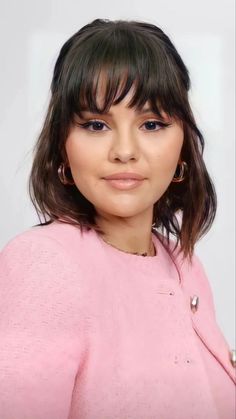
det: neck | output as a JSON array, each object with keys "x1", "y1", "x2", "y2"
[{"x1": 95, "y1": 209, "x2": 155, "y2": 256}]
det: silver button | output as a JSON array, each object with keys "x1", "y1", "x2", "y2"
[
  {"x1": 190, "y1": 295, "x2": 199, "y2": 313},
  {"x1": 230, "y1": 349, "x2": 236, "y2": 368}
]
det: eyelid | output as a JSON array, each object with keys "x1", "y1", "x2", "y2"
[
  {"x1": 141, "y1": 119, "x2": 171, "y2": 125},
  {"x1": 76, "y1": 118, "x2": 107, "y2": 124}
]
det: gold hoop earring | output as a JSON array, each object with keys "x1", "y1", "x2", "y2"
[
  {"x1": 172, "y1": 161, "x2": 188, "y2": 183},
  {"x1": 58, "y1": 163, "x2": 75, "y2": 185}
]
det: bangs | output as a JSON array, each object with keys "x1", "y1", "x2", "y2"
[{"x1": 59, "y1": 23, "x2": 189, "y2": 121}]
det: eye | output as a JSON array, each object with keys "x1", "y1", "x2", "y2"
[
  {"x1": 141, "y1": 120, "x2": 171, "y2": 131},
  {"x1": 77, "y1": 120, "x2": 109, "y2": 132}
]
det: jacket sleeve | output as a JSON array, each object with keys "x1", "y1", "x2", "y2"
[{"x1": 0, "y1": 233, "x2": 86, "y2": 419}]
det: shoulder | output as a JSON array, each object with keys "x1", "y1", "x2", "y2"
[
  {"x1": 154, "y1": 231, "x2": 204, "y2": 272},
  {"x1": 1, "y1": 220, "x2": 83, "y2": 259},
  {"x1": 0, "y1": 221, "x2": 87, "y2": 278},
  {"x1": 155, "y1": 231, "x2": 209, "y2": 278},
  {"x1": 173, "y1": 246, "x2": 213, "y2": 296},
  {"x1": 0, "y1": 221, "x2": 95, "y2": 304},
  {"x1": 0, "y1": 220, "x2": 98, "y2": 280}
]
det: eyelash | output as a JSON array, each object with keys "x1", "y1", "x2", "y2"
[{"x1": 76, "y1": 119, "x2": 172, "y2": 132}]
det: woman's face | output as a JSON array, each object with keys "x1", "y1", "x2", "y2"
[{"x1": 65, "y1": 90, "x2": 184, "y2": 221}]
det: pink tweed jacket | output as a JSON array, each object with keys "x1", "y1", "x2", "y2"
[{"x1": 0, "y1": 220, "x2": 235, "y2": 419}]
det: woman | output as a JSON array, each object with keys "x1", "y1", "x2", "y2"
[{"x1": 0, "y1": 18, "x2": 235, "y2": 419}]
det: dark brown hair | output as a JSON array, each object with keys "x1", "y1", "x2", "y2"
[{"x1": 28, "y1": 18, "x2": 217, "y2": 258}]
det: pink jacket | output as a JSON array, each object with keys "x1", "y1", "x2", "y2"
[{"x1": 0, "y1": 220, "x2": 235, "y2": 419}]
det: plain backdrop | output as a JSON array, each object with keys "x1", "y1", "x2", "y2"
[{"x1": 0, "y1": 0, "x2": 235, "y2": 347}]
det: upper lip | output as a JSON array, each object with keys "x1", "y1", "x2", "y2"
[{"x1": 103, "y1": 172, "x2": 146, "y2": 180}]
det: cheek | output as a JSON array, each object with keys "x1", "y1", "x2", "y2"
[
  {"x1": 149, "y1": 132, "x2": 183, "y2": 179},
  {"x1": 65, "y1": 137, "x2": 95, "y2": 177}
]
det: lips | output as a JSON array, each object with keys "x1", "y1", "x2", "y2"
[
  {"x1": 103, "y1": 172, "x2": 145, "y2": 180},
  {"x1": 102, "y1": 173, "x2": 146, "y2": 190}
]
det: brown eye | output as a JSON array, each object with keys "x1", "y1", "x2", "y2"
[
  {"x1": 142, "y1": 120, "x2": 172, "y2": 131},
  {"x1": 77, "y1": 120, "x2": 109, "y2": 131},
  {"x1": 90, "y1": 122, "x2": 105, "y2": 131},
  {"x1": 144, "y1": 121, "x2": 159, "y2": 130}
]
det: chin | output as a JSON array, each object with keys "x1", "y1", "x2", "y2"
[{"x1": 96, "y1": 203, "x2": 151, "y2": 219}]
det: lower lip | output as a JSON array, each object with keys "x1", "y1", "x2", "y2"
[{"x1": 103, "y1": 178, "x2": 144, "y2": 190}]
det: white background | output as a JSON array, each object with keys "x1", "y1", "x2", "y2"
[{"x1": 0, "y1": 0, "x2": 235, "y2": 346}]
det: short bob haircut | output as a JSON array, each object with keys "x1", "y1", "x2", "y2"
[{"x1": 28, "y1": 18, "x2": 217, "y2": 259}]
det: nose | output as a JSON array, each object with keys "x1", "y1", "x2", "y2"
[{"x1": 108, "y1": 128, "x2": 140, "y2": 163}]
